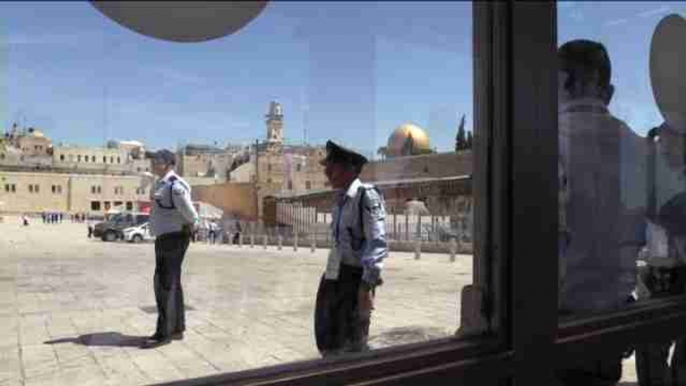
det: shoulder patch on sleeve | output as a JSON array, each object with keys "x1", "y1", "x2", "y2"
[
  {"x1": 171, "y1": 183, "x2": 188, "y2": 196},
  {"x1": 362, "y1": 187, "x2": 384, "y2": 216}
]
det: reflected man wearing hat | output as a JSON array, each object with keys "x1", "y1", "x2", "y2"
[
  {"x1": 142, "y1": 149, "x2": 199, "y2": 349},
  {"x1": 314, "y1": 141, "x2": 389, "y2": 357}
]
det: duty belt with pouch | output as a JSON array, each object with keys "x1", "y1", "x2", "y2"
[{"x1": 181, "y1": 223, "x2": 192, "y2": 238}]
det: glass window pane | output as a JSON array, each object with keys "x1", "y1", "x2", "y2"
[
  {"x1": 0, "y1": 2, "x2": 490, "y2": 384},
  {"x1": 557, "y1": 2, "x2": 686, "y2": 385}
]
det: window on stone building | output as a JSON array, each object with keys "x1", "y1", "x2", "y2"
[
  {"x1": 91, "y1": 201, "x2": 101, "y2": 211},
  {"x1": 296, "y1": 163, "x2": 302, "y2": 172},
  {"x1": 117, "y1": 156, "x2": 121, "y2": 163},
  {"x1": 77, "y1": 155, "x2": 81, "y2": 162},
  {"x1": 59, "y1": 154, "x2": 64, "y2": 161},
  {"x1": 51, "y1": 185, "x2": 56, "y2": 194},
  {"x1": 305, "y1": 181, "x2": 311, "y2": 190},
  {"x1": 34, "y1": 184, "x2": 39, "y2": 193},
  {"x1": 287, "y1": 180, "x2": 293, "y2": 190},
  {"x1": 91, "y1": 186, "x2": 96, "y2": 194},
  {"x1": 126, "y1": 202, "x2": 133, "y2": 211},
  {"x1": 110, "y1": 156, "x2": 114, "y2": 163},
  {"x1": 28, "y1": 185, "x2": 33, "y2": 193},
  {"x1": 103, "y1": 156, "x2": 107, "y2": 163},
  {"x1": 4, "y1": 184, "x2": 9, "y2": 193},
  {"x1": 11, "y1": 184, "x2": 15, "y2": 193},
  {"x1": 1, "y1": 153, "x2": 6, "y2": 160}
]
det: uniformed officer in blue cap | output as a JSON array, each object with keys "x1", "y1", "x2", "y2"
[
  {"x1": 141, "y1": 149, "x2": 199, "y2": 349},
  {"x1": 314, "y1": 140, "x2": 389, "y2": 357}
]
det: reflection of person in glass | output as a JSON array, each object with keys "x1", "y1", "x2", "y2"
[
  {"x1": 314, "y1": 141, "x2": 388, "y2": 357},
  {"x1": 556, "y1": 39, "x2": 645, "y2": 385},
  {"x1": 636, "y1": 123, "x2": 686, "y2": 386}
]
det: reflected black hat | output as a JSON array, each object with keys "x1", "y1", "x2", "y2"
[
  {"x1": 319, "y1": 140, "x2": 368, "y2": 169},
  {"x1": 146, "y1": 149, "x2": 176, "y2": 166}
]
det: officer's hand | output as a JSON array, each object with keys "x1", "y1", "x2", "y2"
[{"x1": 358, "y1": 287, "x2": 375, "y2": 319}]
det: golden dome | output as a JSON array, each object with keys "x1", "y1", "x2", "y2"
[{"x1": 386, "y1": 122, "x2": 431, "y2": 157}]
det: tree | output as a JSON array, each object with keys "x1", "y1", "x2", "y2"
[
  {"x1": 466, "y1": 130, "x2": 473, "y2": 150},
  {"x1": 455, "y1": 114, "x2": 468, "y2": 151}
]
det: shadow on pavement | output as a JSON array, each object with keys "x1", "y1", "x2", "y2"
[{"x1": 44, "y1": 332, "x2": 147, "y2": 347}]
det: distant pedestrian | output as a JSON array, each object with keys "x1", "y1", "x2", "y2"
[
  {"x1": 208, "y1": 220, "x2": 218, "y2": 244},
  {"x1": 87, "y1": 217, "x2": 94, "y2": 238},
  {"x1": 22, "y1": 214, "x2": 29, "y2": 227}
]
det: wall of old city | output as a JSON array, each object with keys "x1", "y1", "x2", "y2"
[
  {"x1": 192, "y1": 182, "x2": 258, "y2": 219},
  {"x1": 0, "y1": 171, "x2": 146, "y2": 214},
  {"x1": 178, "y1": 152, "x2": 233, "y2": 179},
  {"x1": 362, "y1": 150, "x2": 472, "y2": 183}
]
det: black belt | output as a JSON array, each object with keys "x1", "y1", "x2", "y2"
[{"x1": 157, "y1": 230, "x2": 190, "y2": 240}]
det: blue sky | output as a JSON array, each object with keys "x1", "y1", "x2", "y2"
[
  {"x1": 558, "y1": 1, "x2": 686, "y2": 136},
  {"x1": 0, "y1": 1, "x2": 683, "y2": 158}
]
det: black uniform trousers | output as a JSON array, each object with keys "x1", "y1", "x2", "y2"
[
  {"x1": 154, "y1": 232, "x2": 190, "y2": 338},
  {"x1": 315, "y1": 264, "x2": 372, "y2": 357},
  {"x1": 635, "y1": 266, "x2": 686, "y2": 386}
]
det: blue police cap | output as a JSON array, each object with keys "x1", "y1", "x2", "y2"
[
  {"x1": 146, "y1": 149, "x2": 177, "y2": 166},
  {"x1": 319, "y1": 140, "x2": 368, "y2": 169}
]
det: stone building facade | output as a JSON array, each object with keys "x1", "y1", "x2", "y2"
[
  {"x1": 0, "y1": 125, "x2": 152, "y2": 215},
  {"x1": 0, "y1": 171, "x2": 147, "y2": 214}
]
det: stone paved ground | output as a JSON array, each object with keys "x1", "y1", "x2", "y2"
[
  {"x1": 0, "y1": 217, "x2": 641, "y2": 385},
  {"x1": 0, "y1": 218, "x2": 470, "y2": 386}
]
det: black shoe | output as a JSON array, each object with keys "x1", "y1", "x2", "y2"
[
  {"x1": 141, "y1": 334, "x2": 171, "y2": 349},
  {"x1": 171, "y1": 331, "x2": 184, "y2": 340}
]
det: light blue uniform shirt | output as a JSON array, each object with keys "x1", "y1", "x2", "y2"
[
  {"x1": 331, "y1": 178, "x2": 389, "y2": 286},
  {"x1": 149, "y1": 170, "x2": 199, "y2": 237}
]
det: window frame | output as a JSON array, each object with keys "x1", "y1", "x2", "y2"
[
  {"x1": 70, "y1": 2, "x2": 686, "y2": 385},
  {"x1": 155, "y1": 2, "x2": 516, "y2": 386}
]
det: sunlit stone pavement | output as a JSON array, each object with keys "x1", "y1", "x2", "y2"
[{"x1": 0, "y1": 217, "x2": 471, "y2": 386}]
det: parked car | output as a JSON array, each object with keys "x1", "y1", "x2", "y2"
[
  {"x1": 122, "y1": 222, "x2": 155, "y2": 243},
  {"x1": 93, "y1": 212, "x2": 150, "y2": 242}
]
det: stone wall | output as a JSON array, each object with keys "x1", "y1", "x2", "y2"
[
  {"x1": 192, "y1": 182, "x2": 257, "y2": 219},
  {"x1": 0, "y1": 171, "x2": 145, "y2": 214}
]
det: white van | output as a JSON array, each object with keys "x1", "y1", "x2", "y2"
[{"x1": 122, "y1": 222, "x2": 155, "y2": 243}]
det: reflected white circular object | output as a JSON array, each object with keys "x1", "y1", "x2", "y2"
[
  {"x1": 90, "y1": 1, "x2": 269, "y2": 43},
  {"x1": 650, "y1": 14, "x2": 686, "y2": 133}
]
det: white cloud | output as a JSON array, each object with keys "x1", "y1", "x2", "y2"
[
  {"x1": 638, "y1": 5, "x2": 671, "y2": 18},
  {"x1": 604, "y1": 18, "x2": 629, "y2": 27}
]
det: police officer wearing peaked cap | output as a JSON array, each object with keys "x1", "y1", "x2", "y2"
[
  {"x1": 314, "y1": 140, "x2": 389, "y2": 357},
  {"x1": 141, "y1": 149, "x2": 199, "y2": 349}
]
